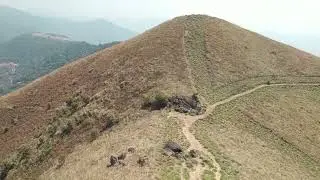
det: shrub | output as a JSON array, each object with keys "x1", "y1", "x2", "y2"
[
  {"x1": 88, "y1": 129, "x2": 99, "y2": 142},
  {"x1": 142, "y1": 93, "x2": 168, "y2": 110},
  {"x1": 36, "y1": 141, "x2": 52, "y2": 163},
  {"x1": 60, "y1": 122, "x2": 73, "y2": 137},
  {"x1": 46, "y1": 124, "x2": 57, "y2": 137},
  {"x1": 101, "y1": 116, "x2": 119, "y2": 132},
  {"x1": 14, "y1": 147, "x2": 30, "y2": 166}
]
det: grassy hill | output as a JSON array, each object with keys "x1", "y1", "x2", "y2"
[
  {"x1": 0, "y1": 33, "x2": 119, "y2": 95},
  {"x1": 0, "y1": 6, "x2": 136, "y2": 44},
  {"x1": 0, "y1": 15, "x2": 319, "y2": 180}
]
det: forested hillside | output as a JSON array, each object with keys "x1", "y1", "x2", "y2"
[{"x1": 0, "y1": 33, "x2": 119, "y2": 95}]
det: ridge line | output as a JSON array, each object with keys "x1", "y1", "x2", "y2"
[
  {"x1": 182, "y1": 28, "x2": 197, "y2": 93},
  {"x1": 175, "y1": 82, "x2": 320, "y2": 180}
]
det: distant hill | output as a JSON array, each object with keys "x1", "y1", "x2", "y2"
[
  {"x1": 0, "y1": 33, "x2": 119, "y2": 95},
  {"x1": 0, "y1": 15, "x2": 320, "y2": 180},
  {"x1": 0, "y1": 6, "x2": 136, "y2": 44}
]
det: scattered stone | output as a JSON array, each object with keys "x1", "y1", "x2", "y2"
[
  {"x1": 167, "y1": 94, "x2": 203, "y2": 115},
  {"x1": 202, "y1": 159, "x2": 210, "y2": 165},
  {"x1": 183, "y1": 153, "x2": 191, "y2": 159},
  {"x1": 118, "y1": 153, "x2": 127, "y2": 160},
  {"x1": 108, "y1": 155, "x2": 118, "y2": 167},
  {"x1": 164, "y1": 141, "x2": 183, "y2": 154},
  {"x1": 189, "y1": 149, "x2": 200, "y2": 158},
  {"x1": 201, "y1": 162, "x2": 205, "y2": 166},
  {"x1": 0, "y1": 166, "x2": 7, "y2": 180},
  {"x1": 2, "y1": 127, "x2": 8, "y2": 134},
  {"x1": 128, "y1": 147, "x2": 135, "y2": 153},
  {"x1": 191, "y1": 159, "x2": 198, "y2": 165},
  {"x1": 163, "y1": 148, "x2": 174, "y2": 157},
  {"x1": 46, "y1": 103, "x2": 51, "y2": 110},
  {"x1": 54, "y1": 157, "x2": 65, "y2": 169},
  {"x1": 100, "y1": 118, "x2": 119, "y2": 132},
  {"x1": 54, "y1": 129, "x2": 63, "y2": 137},
  {"x1": 36, "y1": 138, "x2": 44, "y2": 148},
  {"x1": 119, "y1": 81, "x2": 129, "y2": 89},
  {"x1": 118, "y1": 160, "x2": 126, "y2": 167},
  {"x1": 173, "y1": 152, "x2": 184, "y2": 159},
  {"x1": 71, "y1": 79, "x2": 77, "y2": 85},
  {"x1": 142, "y1": 93, "x2": 204, "y2": 114},
  {"x1": 137, "y1": 156, "x2": 148, "y2": 167},
  {"x1": 186, "y1": 160, "x2": 193, "y2": 169},
  {"x1": 11, "y1": 118, "x2": 18, "y2": 125},
  {"x1": 0, "y1": 164, "x2": 12, "y2": 180},
  {"x1": 270, "y1": 51, "x2": 277, "y2": 55}
]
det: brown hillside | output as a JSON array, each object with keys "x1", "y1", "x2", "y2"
[
  {"x1": 0, "y1": 18, "x2": 190, "y2": 158},
  {"x1": 184, "y1": 15, "x2": 320, "y2": 103},
  {"x1": 1, "y1": 15, "x2": 320, "y2": 179}
]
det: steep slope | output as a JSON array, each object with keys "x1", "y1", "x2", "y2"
[
  {"x1": 0, "y1": 6, "x2": 136, "y2": 44},
  {"x1": 263, "y1": 32, "x2": 320, "y2": 56},
  {"x1": 0, "y1": 15, "x2": 320, "y2": 180},
  {"x1": 194, "y1": 85, "x2": 320, "y2": 179},
  {"x1": 0, "y1": 33, "x2": 119, "y2": 95},
  {"x1": 184, "y1": 15, "x2": 320, "y2": 103},
  {"x1": 0, "y1": 17, "x2": 190, "y2": 179}
]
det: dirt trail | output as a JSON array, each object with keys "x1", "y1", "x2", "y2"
[
  {"x1": 173, "y1": 81, "x2": 319, "y2": 180},
  {"x1": 180, "y1": 28, "x2": 220, "y2": 180},
  {"x1": 181, "y1": 27, "x2": 320, "y2": 180},
  {"x1": 182, "y1": 30, "x2": 197, "y2": 93}
]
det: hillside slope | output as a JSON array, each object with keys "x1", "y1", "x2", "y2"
[
  {"x1": 0, "y1": 15, "x2": 320, "y2": 180},
  {"x1": 0, "y1": 33, "x2": 119, "y2": 95},
  {"x1": 0, "y1": 6, "x2": 136, "y2": 44}
]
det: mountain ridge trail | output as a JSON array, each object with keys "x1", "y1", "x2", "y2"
[{"x1": 172, "y1": 80, "x2": 320, "y2": 180}]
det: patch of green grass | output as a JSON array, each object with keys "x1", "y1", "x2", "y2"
[
  {"x1": 194, "y1": 122, "x2": 240, "y2": 180},
  {"x1": 183, "y1": 167, "x2": 189, "y2": 180},
  {"x1": 36, "y1": 140, "x2": 53, "y2": 163},
  {"x1": 194, "y1": 86, "x2": 320, "y2": 179},
  {"x1": 59, "y1": 121, "x2": 73, "y2": 137},
  {"x1": 202, "y1": 169, "x2": 215, "y2": 180},
  {"x1": 15, "y1": 147, "x2": 30, "y2": 166},
  {"x1": 159, "y1": 166, "x2": 180, "y2": 180},
  {"x1": 142, "y1": 92, "x2": 168, "y2": 110}
]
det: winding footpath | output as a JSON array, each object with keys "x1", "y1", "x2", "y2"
[
  {"x1": 173, "y1": 83, "x2": 320, "y2": 180},
  {"x1": 181, "y1": 27, "x2": 320, "y2": 180}
]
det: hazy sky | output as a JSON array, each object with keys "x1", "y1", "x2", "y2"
[{"x1": 1, "y1": 0, "x2": 319, "y2": 36}]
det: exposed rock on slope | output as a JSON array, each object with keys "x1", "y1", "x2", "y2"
[{"x1": 1, "y1": 15, "x2": 320, "y2": 179}]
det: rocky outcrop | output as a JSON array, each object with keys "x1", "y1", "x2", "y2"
[{"x1": 168, "y1": 94, "x2": 204, "y2": 115}]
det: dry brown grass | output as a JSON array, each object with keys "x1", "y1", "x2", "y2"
[
  {"x1": 0, "y1": 17, "x2": 194, "y2": 179},
  {"x1": 0, "y1": 17, "x2": 191, "y2": 158},
  {"x1": 194, "y1": 85, "x2": 320, "y2": 179},
  {"x1": 39, "y1": 111, "x2": 188, "y2": 180},
  {"x1": 1, "y1": 15, "x2": 320, "y2": 179},
  {"x1": 183, "y1": 15, "x2": 320, "y2": 103}
]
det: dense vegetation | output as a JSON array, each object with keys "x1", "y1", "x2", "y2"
[
  {"x1": 0, "y1": 34, "x2": 119, "y2": 95},
  {"x1": 0, "y1": 6, "x2": 135, "y2": 44}
]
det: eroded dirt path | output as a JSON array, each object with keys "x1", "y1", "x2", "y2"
[
  {"x1": 173, "y1": 81, "x2": 319, "y2": 180},
  {"x1": 181, "y1": 26, "x2": 320, "y2": 180}
]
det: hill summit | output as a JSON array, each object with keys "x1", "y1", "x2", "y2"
[{"x1": 1, "y1": 15, "x2": 320, "y2": 180}]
